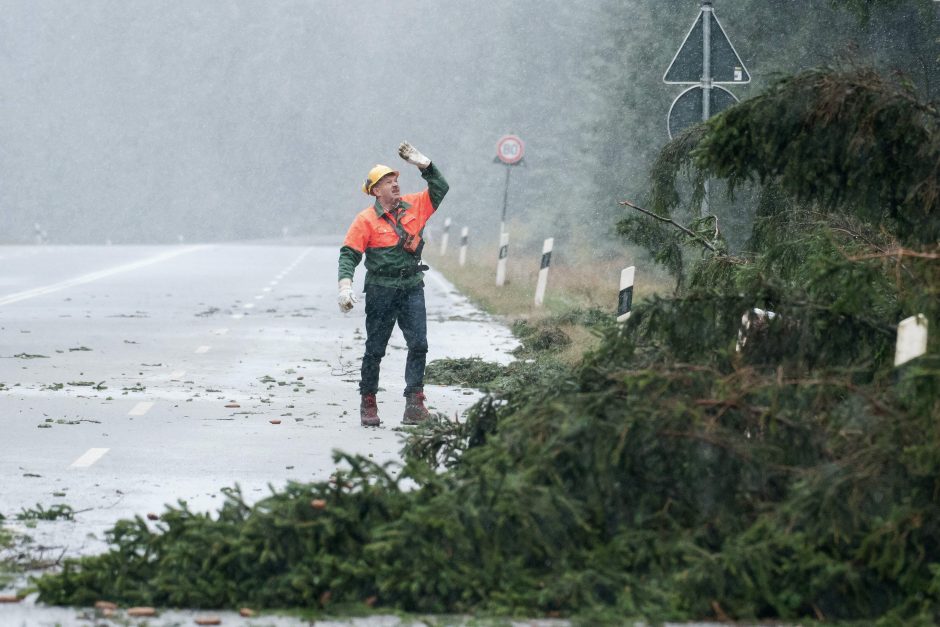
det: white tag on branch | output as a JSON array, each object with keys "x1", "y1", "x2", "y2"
[
  {"x1": 894, "y1": 314, "x2": 928, "y2": 367},
  {"x1": 736, "y1": 308, "x2": 777, "y2": 353}
]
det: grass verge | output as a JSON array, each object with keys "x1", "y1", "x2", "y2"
[{"x1": 425, "y1": 242, "x2": 671, "y2": 365}]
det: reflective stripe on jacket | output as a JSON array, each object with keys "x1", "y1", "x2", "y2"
[{"x1": 338, "y1": 162, "x2": 448, "y2": 289}]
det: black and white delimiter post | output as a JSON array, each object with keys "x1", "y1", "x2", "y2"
[
  {"x1": 459, "y1": 227, "x2": 469, "y2": 267},
  {"x1": 496, "y1": 232, "x2": 509, "y2": 287},
  {"x1": 439, "y1": 217, "x2": 451, "y2": 255},
  {"x1": 895, "y1": 313, "x2": 928, "y2": 367},
  {"x1": 617, "y1": 266, "x2": 636, "y2": 322},
  {"x1": 534, "y1": 237, "x2": 553, "y2": 307}
]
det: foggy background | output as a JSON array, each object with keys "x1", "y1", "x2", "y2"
[{"x1": 1, "y1": 1, "x2": 935, "y2": 247}]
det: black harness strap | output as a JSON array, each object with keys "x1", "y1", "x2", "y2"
[{"x1": 372, "y1": 207, "x2": 426, "y2": 278}]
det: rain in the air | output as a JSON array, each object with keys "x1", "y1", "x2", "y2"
[{"x1": 1, "y1": 1, "x2": 938, "y2": 625}]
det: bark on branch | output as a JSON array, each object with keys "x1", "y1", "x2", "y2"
[{"x1": 619, "y1": 199, "x2": 719, "y2": 254}]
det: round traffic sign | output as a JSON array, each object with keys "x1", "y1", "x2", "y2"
[
  {"x1": 496, "y1": 135, "x2": 525, "y2": 165},
  {"x1": 667, "y1": 85, "x2": 739, "y2": 139}
]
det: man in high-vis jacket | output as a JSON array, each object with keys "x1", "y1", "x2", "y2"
[{"x1": 337, "y1": 142, "x2": 449, "y2": 427}]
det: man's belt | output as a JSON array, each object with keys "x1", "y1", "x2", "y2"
[{"x1": 370, "y1": 264, "x2": 429, "y2": 278}]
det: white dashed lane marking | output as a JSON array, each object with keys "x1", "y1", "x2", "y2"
[
  {"x1": 128, "y1": 401, "x2": 154, "y2": 416},
  {"x1": 232, "y1": 248, "x2": 310, "y2": 320},
  {"x1": 170, "y1": 370, "x2": 186, "y2": 378},
  {"x1": 213, "y1": 328, "x2": 229, "y2": 335},
  {"x1": 70, "y1": 447, "x2": 109, "y2": 468},
  {"x1": 195, "y1": 345, "x2": 211, "y2": 354}
]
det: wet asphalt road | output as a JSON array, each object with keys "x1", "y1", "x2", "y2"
[
  {"x1": 0, "y1": 244, "x2": 763, "y2": 627},
  {"x1": 0, "y1": 243, "x2": 517, "y2": 562}
]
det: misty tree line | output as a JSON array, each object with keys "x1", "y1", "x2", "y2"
[{"x1": 0, "y1": 0, "x2": 935, "y2": 246}]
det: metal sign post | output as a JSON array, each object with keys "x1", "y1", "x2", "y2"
[
  {"x1": 494, "y1": 135, "x2": 525, "y2": 235},
  {"x1": 500, "y1": 165, "x2": 511, "y2": 234},
  {"x1": 663, "y1": 0, "x2": 750, "y2": 218}
]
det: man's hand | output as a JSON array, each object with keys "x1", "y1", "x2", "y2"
[
  {"x1": 338, "y1": 278, "x2": 358, "y2": 313},
  {"x1": 398, "y1": 142, "x2": 431, "y2": 169}
]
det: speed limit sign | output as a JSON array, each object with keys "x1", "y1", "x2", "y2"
[{"x1": 496, "y1": 135, "x2": 525, "y2": 165}]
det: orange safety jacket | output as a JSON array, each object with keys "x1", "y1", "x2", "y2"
[{"x1": 338, "y1": 162, "x2": 448, "y2": 289}]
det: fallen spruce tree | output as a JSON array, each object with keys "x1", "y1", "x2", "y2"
[{"x1": 34, "y1": 67, "x2": 939, "y2": 624}]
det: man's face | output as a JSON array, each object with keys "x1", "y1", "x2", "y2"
[{"x1": 372, "y1": 173, "x2": 400, "y2": 206}]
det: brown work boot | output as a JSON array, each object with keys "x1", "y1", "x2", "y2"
[
  {"x1": 402, "y1": 392, "x2": 431, "y2": 425},
  {"x1": 360, "y1": 394, "x2": 380, "y2": 427}
]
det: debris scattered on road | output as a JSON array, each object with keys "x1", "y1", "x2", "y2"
[
  {"x1": 126, "y1": 606, "x2": 156, "y2": 617},
  {"x1": 17, "y1": 504, "x2": 74, "y2": 521}
]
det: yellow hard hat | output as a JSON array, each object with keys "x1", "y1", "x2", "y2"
[{"x1": 362, "y1": 164, "x2": 399, "y2": 195}]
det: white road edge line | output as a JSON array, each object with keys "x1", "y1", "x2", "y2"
[
  {"x1": 128, "y1": 401, "x2": 154, "y2": 416},
  {"x1": 0, "y1": 245, "x2": 210, "y2": 307},
  {"x1": 70, "y1": 447, "x2": 109, "y2": 468}
]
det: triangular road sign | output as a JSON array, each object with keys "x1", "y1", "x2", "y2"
[{"x1": 663, "y1": 7, "x2": 750, "y2": 84}]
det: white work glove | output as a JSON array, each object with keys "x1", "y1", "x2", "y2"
[
  {"x1": 398, "y1": 141, "x2": 431, "y2": 169},
  {"x1": 337, "y1": 278, "x2": 358, "y2": 313}
]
